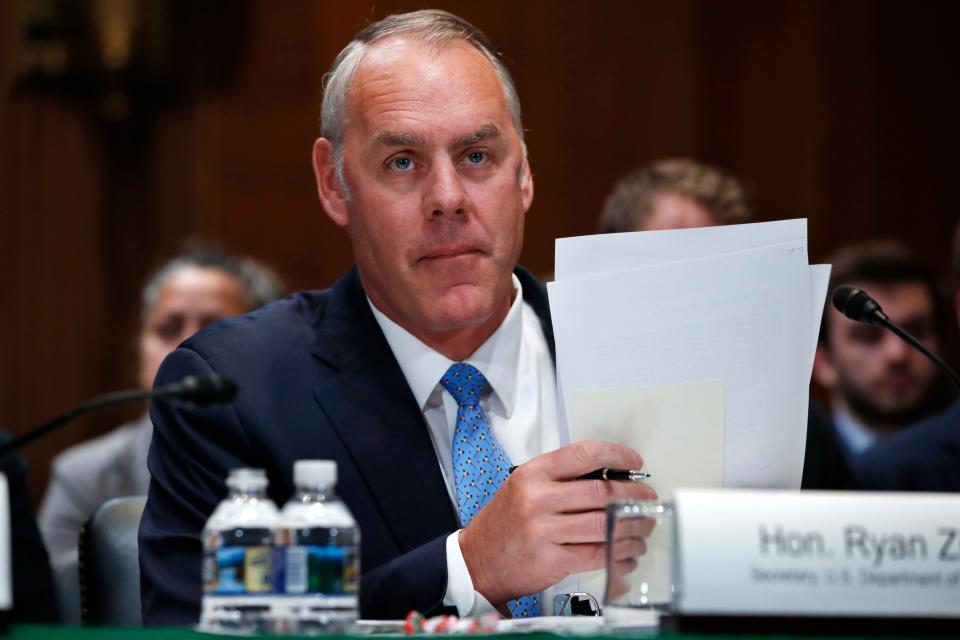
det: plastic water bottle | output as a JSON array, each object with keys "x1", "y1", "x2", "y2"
[
  {"x1": 200, "y1": 467, "x2": 279, "y2": 633},
  {"x1": 273, "y1": 460, "x2": 360, "y2": 633}
]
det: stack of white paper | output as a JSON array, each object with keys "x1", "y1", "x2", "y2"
[{"x1": 548, "y1": 219, "x2": 830, "y2": 493}]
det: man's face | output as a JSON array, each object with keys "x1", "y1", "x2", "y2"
[
  {"x1": 814, "y1": 281, "x2": 940, "y2": 428},
  {"x1": 138, "y1": 266, "x2": 249, "y2": 389},
  {"x1": 315, "y1": 38, "x2": 532, "y2": 348},
  {"x1": 640, "y1": 193, "x2": 718, "y2": 231}
]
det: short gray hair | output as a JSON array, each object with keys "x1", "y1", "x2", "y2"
[
  {"x1": 321, "y1": 10, "x2": 526, "y2": 194},
  {"x1": 141, "y1": 249, "x2": 285, "y2": 325}
]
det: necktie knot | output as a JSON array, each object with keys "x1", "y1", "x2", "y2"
[{"x1": 440, "y1": 362, "x2": 487, "y2": 407}]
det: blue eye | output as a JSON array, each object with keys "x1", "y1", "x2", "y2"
[
  {"x1": 466, "y1": 151, "x2": 487, "y2": 165},
  {"x1": 390, "y1": 156, "x2": 414, "y2": 172}
]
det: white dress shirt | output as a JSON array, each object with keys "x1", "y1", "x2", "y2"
[{"x1": 369, "y1": 274, "x2": 571, "y2": 616}]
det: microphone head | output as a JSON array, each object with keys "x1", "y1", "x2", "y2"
[
  {"x1": 175, "y1": 374, "x2": 237, "y2": 405},
  {"x1": 832, "y1": 285, "x2": 886, "y2": 325}
]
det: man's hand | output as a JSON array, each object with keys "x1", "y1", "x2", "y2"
[{"x1": 458, "y1": 440, "x2": 657, "y2": 606}]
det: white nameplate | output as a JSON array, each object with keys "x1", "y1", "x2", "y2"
[
  {"x1": 0, "y1": 474, "x2": 10, "y2": 611},
  {"x1": 674, "y1": 489, "x2": 960, "y2": 617}
]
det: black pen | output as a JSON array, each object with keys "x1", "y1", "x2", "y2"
[
  {"x1": 579, "y1": 468, "x2": 651, "y2": 481},
  {"x1": 507, "y1": 466, "x2": 651, "y2": 482}
]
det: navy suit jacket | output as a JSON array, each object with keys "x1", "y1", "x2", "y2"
[
  {"x1": 799, "y1": 399, "x2": 851, "y2": 490},
  {"x1": 852, "y1": 401, "x2": 960, "y2": 492},
  {"x1": 139, "y1": 266, "x2": 555, "y2": 625}
]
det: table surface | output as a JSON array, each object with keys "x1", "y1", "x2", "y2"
[{"x1": 6, "y1": 625, "x2": 898, "y2": 640}]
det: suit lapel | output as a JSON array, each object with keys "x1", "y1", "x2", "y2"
[
  {"x1": 311, "y1": 269, "x2": 458, "y2": 551},
  {"x1": 309, "y1": 266, "x2": 556, "y2": 551},
  {"x1": 516, "y1": 266, "x2": 556, "y2": 363}
]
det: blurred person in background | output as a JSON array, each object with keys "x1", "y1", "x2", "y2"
[
  {"x1": 597, "y1": 158, "x2": 753, "y2": 233},
  {"x1": 38, "y1": 248, "x2": 284, "y2": 562},
  {"x1": 812, "y1": 241, "x2": 951, "y2": 465},
  {"x1": 854, "y1": 224, "x2": 960, "y2": 491}
]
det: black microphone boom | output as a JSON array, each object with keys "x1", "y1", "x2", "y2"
[
  {"x1": 156, "y1": 374, "x2": 237, "y2": 405},
  {"x1": 831, "y1": 285, "x2": 960, "y2": 394},
  {"x1": 0, "y1": 374, "x2": 236, "y2": 458}
]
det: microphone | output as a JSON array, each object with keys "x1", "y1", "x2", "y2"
[
  {"x1": 832, "y1": 285, "x2": 889, "y2": 326},
  {"x1": 0, "y1": 374, "x2": 236, "y2": 458},
  {"x1": 153, "y1": 373, "x2": 237, "y2": 405},
  {"x1": 831, "y1": 285, "x2": 960, "y2": 394}
]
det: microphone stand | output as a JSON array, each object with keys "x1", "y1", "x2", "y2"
[
  {"x1": 833, "y1": 284, "x2": 960, "y2": 396},
  {"x1": 0, "y1": 388, "x2": 157, "y2": 459},
  {"x1": 0, "y1": 375, "x2": 233, "y2": 459},
  {"x1": 879, "y1": 317, "x2": 960, "y2": 394}
]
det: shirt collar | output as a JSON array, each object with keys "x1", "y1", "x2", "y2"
[
  {"x1": 368, "y1": 274, "x2": 524, "y2": 417},
  {"x1": 833, "y1": 407, "x2": 878, "y2": 456}
]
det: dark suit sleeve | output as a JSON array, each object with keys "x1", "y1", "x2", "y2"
[
  {"x1": 139, "y1": 347, "x2": 257, "y2": 626},
  {"x1": 361, "y1": 536, "x2": 454, "y2": 619}
]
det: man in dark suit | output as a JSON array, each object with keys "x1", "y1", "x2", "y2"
[
  {"x1": 139, "y1": 10, "x2": 654, "y2": 625},
  {"x1": 811, "y1": 242, "x2": 950, "y2": 465},
  {"x1": 853, "y1": 225, "x2": 960, "y2": 492}
]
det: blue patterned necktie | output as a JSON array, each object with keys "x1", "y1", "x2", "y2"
[{"x1": 441, "y1": 362, "x2": 540, "y2": 618}]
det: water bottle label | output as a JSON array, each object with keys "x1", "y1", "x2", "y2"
[
  {"x1": 244, "y1": 546, "x2": 273, "y2": 593},
  {"x1": 283, "y1": 546, "x2": 309, "y2": 593},
  {"x1": 277, "y1": 544, "x2": 359, "y2": 595},
  {"x1": 207, "y1": 546, "x2": 273, "y2": 594},
  {"x1": 203, "y1": 549, "x2": 218, "y2": 593}
]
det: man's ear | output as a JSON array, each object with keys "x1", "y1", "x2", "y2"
[
  {"x1": 812, "y1": 343, "x2": 838, "y2": 389},
  {"x1": 519, "y1": 156, "x2": 534, "y2": 213},
  {"x1": 313, "y1": 138, "x2": 349, "y2": 228}
]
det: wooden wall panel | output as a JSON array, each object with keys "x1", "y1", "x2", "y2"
[
  {"x1": 870, "y1": 1, "x2": 960, "y2": 271},
  {"x1": 0, "y1": 1, "x2": 14, "y2": 441},
  {"x1": 700, "y1": 1, "x2": 830, "y2": 226},
  {"x1": 2, "y1": 0, "x2": 959, "y2": 503}
]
